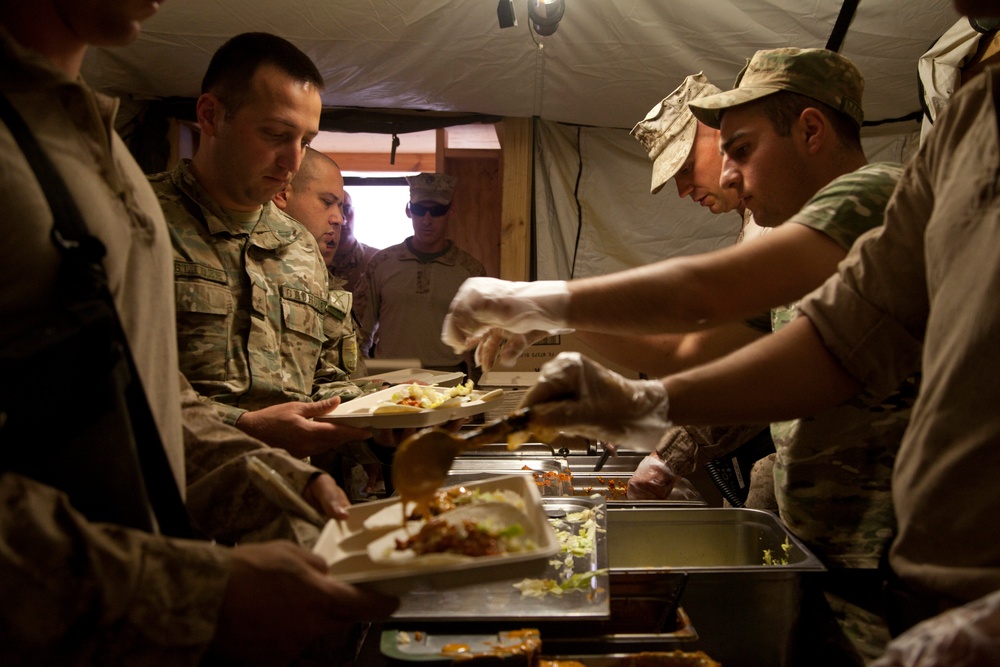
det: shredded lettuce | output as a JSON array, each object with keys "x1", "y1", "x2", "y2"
[
  {"x1": 513, "y1": 569, "x2": 608, "y2": 597},
  {"x1": 389, "y1": 380, "x2": 474, "y2": 408},
  {"x1": 515, "y1": 505, "x2": 606, "y2": 597}
]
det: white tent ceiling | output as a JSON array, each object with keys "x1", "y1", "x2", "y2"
[
  {"x1": 79, "y1": 0, "x2": 967, "y2": 282},
  {"x1": 83, "y1": 0, "x2": 963, "y2": 132}
]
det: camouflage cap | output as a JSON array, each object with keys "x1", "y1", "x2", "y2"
[
  {"x1": 689, "y1": 48, "x2": 865, "y2": 130},
  {"x1": 630, "y1": 73, "x2": 722, "y2": 194},
  {"x1": 406, "y1": 172, "x2": 457, "y2": 205}
]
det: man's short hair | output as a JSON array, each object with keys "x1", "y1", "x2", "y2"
[
  {"x1": 201, "y1": 32, "x2": 324, "y2": 119},
  {"x1": 754, "y1": 91, "x2": 863, "y2": 150},
  {"x1": 291, "y1": 148, "x2": 339, "y2": 189}
]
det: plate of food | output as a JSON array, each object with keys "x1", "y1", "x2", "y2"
[
  {"x1": 316, "y1": 382, "x2": 504, "y2": 428},
  {"x1": 312, "y1": 475, "x2": 559, "y2": 595}
]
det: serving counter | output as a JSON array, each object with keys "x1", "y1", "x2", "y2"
[{"x1": 351, "y1": 449, "x2": 824, "y2": 667}]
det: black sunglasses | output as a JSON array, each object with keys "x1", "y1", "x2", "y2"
[{"x1": 408, "y1": 202, "x2": 450, "y2": 217}]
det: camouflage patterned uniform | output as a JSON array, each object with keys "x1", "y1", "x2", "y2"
[
  {"x1": 769, "y1": 163, "x2": 915, "y2": 665},
  {"x1": 150, "y1": 161, "x2": 362, "y2": 425},
  {"x1": 331, "y1": 238, "x2": 379, "y2": 296},
  {"x1": 768, "y1": 162, "x2": 912, "y2": 571},
  {"x1": 689, "y1": 47, "x2": 910, "y2": 664}
]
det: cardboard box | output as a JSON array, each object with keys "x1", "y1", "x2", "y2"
[{"x1": 499, "y1": 334, "x2": 641, "y2": 379}]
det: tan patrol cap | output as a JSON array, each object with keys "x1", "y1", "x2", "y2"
[
  {"x1": 631, "y1": 73, "x2": 722, "y2": 194},
  {"x1": 406, "y1": 172, "x2": 457, "y2": 205},
  {"x1": 689, "y1": 47, "x2": 865, "y2": 130}
]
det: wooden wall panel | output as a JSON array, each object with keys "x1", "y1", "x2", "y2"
[
  {"x1": 444, "y1": 153, "x2": 502, "y2": 278},
  {"x1": 499, "y1": 117, "x2": 532, "y2": 281}
]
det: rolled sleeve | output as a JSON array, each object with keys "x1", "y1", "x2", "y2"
[
  {"x1": 178, "y1": 373, "x2": 326, "y2": 544},
  {"x1": 801, "y1": 262, "x2": 923, "y2": 400}
]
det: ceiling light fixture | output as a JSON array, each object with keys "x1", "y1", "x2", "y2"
[{"x1": 527, "y1": 0, "x2": 565, "y2": 36}]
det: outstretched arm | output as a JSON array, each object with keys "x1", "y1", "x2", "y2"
[
  {"x1": 443, "y1": 223, "x2": 844, "y2": 352},
  {"x1": 664, "y1": 315, "x2": 861, "y2": 425},
  {"x1": 519, "y1": 316, "x2": 861, "y2": 450},
  {"x1": 567, "y1": 223, "x2": 845, "y2": 334}
]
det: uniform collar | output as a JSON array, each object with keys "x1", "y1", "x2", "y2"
[{"x1": 170, "y1": 159, "x2": 305, "y2": 251}]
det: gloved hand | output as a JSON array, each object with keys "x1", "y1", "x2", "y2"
[
  {"x1": 520, "y1": 352, "x2": 672, "y2": 451},
  {"x1": 474, "y1": 327, "x2": 549, "y2": 373},
  {"x1": 627, "y1": 452, "x2": 680, "y2": 500},
  {"x1": 668, "y1": 476, "x2": 702, "y2": 501},
  {"x1": 442, "y1": 277, "x2": 573, "y2": 354}
]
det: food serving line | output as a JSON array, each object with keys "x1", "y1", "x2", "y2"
[{"x1": 313, "y1": 376, "x2": 826, "y2": 666}]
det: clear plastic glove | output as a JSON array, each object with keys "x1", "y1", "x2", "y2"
[
  {"x1": 474, "y1": 327, "x2": 549, "y2": 373},
  {"x1": 520, "y1": 351, "x2": 672, "y2": 451},
  {"x1": 669, "y1": 476, "x2": 702, "y2": 501},
  {"x1": 627, "y1": 452, "x2": 680, "y2": 500},
  {"x1": 442, "y1": 277, "x2": 573, "y2": 354}
]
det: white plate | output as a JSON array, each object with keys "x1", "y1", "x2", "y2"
[
  {"x1": 313, "y1": 475, "x2": 559, "y2": 595},
  {"x1": 316, "y1": 385, "x2": 504, "y2": 429}
]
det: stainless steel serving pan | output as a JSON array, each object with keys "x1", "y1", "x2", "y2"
[{"x1": 606, "y1": 506, "x2": 825, "y2": 667}]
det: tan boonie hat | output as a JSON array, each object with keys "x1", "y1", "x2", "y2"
[
  {"x1": 689, "y1": 47, "x2": 865, "y2": 130},
  {"x1": 630, "y1": 73, "x2": 722, "y2": 194},
  {"x1": 406, "y1": 172, "x2": 457, "y2": 205}
]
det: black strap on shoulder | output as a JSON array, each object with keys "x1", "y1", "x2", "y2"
[{"x1": 0, "y1": 93, "x2": 191, "y2": 537}]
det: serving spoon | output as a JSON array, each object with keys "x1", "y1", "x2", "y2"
[{"x1": 392, "y1": 407, "x2": 543, "y2": 505}]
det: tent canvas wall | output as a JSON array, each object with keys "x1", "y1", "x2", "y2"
[{"x1": 81, "y1": 0, "x2": 964, "y2": 279}]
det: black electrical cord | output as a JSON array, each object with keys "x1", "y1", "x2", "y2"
[
  {"x1": 569, "y1": 125, "x2": 584, "y2": 279},
  {"x1": 704, "y1": 459, "x2": 746, "y2": 508}
]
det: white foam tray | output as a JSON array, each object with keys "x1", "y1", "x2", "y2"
[
  {"x1": 313, "y1": 475, "x2": 559, "y2": 595},
  {"x1": 316, "y1": 384, "x2": 504, "y2": 429}
]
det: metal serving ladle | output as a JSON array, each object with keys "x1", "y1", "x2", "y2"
[{"x1": 391, "y1": 407, "x2": 537, "y2": 504}]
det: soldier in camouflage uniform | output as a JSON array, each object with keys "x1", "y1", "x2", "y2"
[
  {"x1": 151, "y1": 33, "x2": 372, "y2": 460},
  {"x1": 273, "y1": 148, "x2": 364, "y2": 379},
  {"x1": 688, "y1": 48, "x2": 916, "y2": 568},
  {"x1": 272, "y1": 148, "x2": 384, "y2": 491},
  {"x1": 445, "y1": 48, "x2": 914, "y2": 664}
]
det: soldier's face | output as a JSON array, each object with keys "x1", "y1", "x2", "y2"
[
  {"x1": 209, "y1": 64, "x2": 322, "y2": 210},
  {"x1": 673, "y1": 123, "x2": 742, "y2": 215},
  {"x1": 718, "y1": 103, "x2": 812, "y2": 228},
  {"x1": 407, "y1": 200, "x2": 450, "y2": 252},
  {"x1": 281, "y1": 160, "x2": 344, "y2": 266}
]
